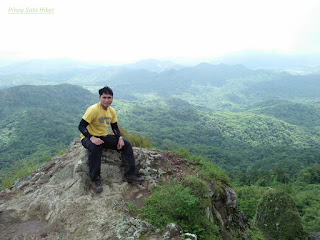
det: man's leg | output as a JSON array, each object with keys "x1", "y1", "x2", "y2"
[
  {"x1": 100, "y1": 135, "x2": 142, "y2": 182},
  {"x1": 121, "y1": 138, "x2": 136, "y2": 176},
  {"x1": 101, "y1": 135, "x2": 143, "y2": 183},
  {"x1": 81, "y1": 138, "x2": 103, "y2": 192}
]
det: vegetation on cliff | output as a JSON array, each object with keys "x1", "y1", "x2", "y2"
[{"x1": 127, "y1": 150, "x2": 257, "y2": 240}]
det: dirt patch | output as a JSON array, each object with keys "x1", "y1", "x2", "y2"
[
  {"x1": 160, "y1": 152, "x2": 200, "y2": 180},
  {"x1": 0, "y1": 210, "x2": 49, "y2": 240},
  {"x1": 123, "y1": 185, "x2": 151, "y2": 208},
  {"x1": 0, "y1": 191, "x2": 17, "y2": 202}
]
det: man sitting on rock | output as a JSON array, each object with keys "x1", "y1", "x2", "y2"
[{"x1": 78, "y1": 86, "x2": 143, "y2": 193}]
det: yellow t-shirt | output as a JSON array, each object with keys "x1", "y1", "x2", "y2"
[{"x1": 80, "y1": 103, "x2": 118, "y2": 139}]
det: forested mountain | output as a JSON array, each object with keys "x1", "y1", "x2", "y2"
[
  {"x1": 0, "y1": 84, "x2": 96, "y2": 179},
  {"x1": 248, "y1": 99, "x2": 320, "y2": 132},
  {"x1": 114, "y1": 98, "x2": 320, "y2": 176}
]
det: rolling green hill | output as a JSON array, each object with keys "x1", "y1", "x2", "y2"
[
  {"x1": 1, "y1": 83, "x2": 320, "y2": 180},
  {"x1": 0, "y1": 84, "x2": 96, "y2": 177},
  {"x1": 114, "y1": 98, "x2": 320, "y2": 175},
  {"x1": 248, "y1": 99, "x2": 320, "y2": 132}
]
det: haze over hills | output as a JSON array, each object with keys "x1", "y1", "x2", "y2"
[
  {"x1": 1, "y1": 57, "x2": 320, "y2": 111},
  {"x1": 0, "y1": 58, "x2": 98, "y2": 74},
  {"x1": 211, "y1": 51, "x2": 320, "y2": 72},
  {"x1": 5, "y1": 50, "x2": 320, "y2": 72},
  {"x1": 123, "y1": 58, "x2": 184, "y2": 72},
  {"x1": 1, "y1": 52, "x2": 320, "y2": 89}
]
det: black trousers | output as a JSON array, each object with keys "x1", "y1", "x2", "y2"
[{"x1": 81, "y1": 135, "x2": 136, "y2": 181}]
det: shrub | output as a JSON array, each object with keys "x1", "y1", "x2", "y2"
[
  {"x1": 120, "y1": 126, "x2": 151, "y2": 148},
  {"x1": 236, "y1": 185, "x2": 267, "y2": 220},
  {"x1": 141, "y1": 179, "x2": 220, "y2": 240},
  {"x1": 197, "y1": 160, "x2": 230, "y2": 191},
  {"x1": 255, "y1": 189, "x2": 307, "y2": 240}
]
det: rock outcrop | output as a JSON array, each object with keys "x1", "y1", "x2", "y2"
[
  {"x1": 255, "y1": 189, "x2": 307, "y2": 240},
  {"x1": 0, "y1": 138, "x2": 249, "y2": 240}
]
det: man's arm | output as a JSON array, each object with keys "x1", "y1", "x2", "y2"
[
  {"x1": 78, "y1": 118, "x2": 104, "y2": 145},
  {"x1": 111, "y1": 122, "x2": 125, "y2": 149},
  {"x1": 78, "y1": 118, "x2": 92, "y2": 139},
  {"x1": 111, "y1": 122, "x2": 122, "y2": 139}
]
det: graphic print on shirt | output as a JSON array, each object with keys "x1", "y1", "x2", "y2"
[{"x1": 98, "y1": 116, "x2": 112, "y2": 125}]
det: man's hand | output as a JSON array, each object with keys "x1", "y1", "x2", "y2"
[
  {"x1": 90, "y1": 136, "x2": 104, "y2": 145},
  {"x1": 117, "y1": 137, "x2": 125, "y2": 150}
]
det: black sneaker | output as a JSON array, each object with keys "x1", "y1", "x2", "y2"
[
  {"x1": 125, "y1": 174, "x2": 144, "y2": 183},
  {"x1": 90, "y1": 178, "x2": 103, "y2": 193}
]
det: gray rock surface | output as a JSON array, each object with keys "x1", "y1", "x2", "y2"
[{"x1": 0, "y1": 138, "x2": 165, "y2": 240}]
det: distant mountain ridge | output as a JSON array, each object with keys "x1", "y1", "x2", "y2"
[
  {"x1": 1, "y1": 58, "x2": 320, "y2": 102},
  {"x1": 0, "y1": 58, "x2": 99, "y2": 74},
  {"x1": 0, "y1": 59, "x2": 179, "y2": 89},
  {"x1": 211, "y1": 51, "x2": 320, "y2": 71},
  {"x1": 1, "y1": 59, "x2": 320, "y2": 113}
]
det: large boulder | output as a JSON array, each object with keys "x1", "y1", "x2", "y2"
[{"x1": 0, "y1": 138, "x2": 165, "y2": 240}]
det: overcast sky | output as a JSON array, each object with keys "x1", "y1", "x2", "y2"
[{"x1": 1, "y1": 0, "x2": 320, "y2": 64}]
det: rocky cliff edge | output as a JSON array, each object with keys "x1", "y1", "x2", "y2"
[{"x1": 0, "y1": 138, "x2": 249, "y2": 240}]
